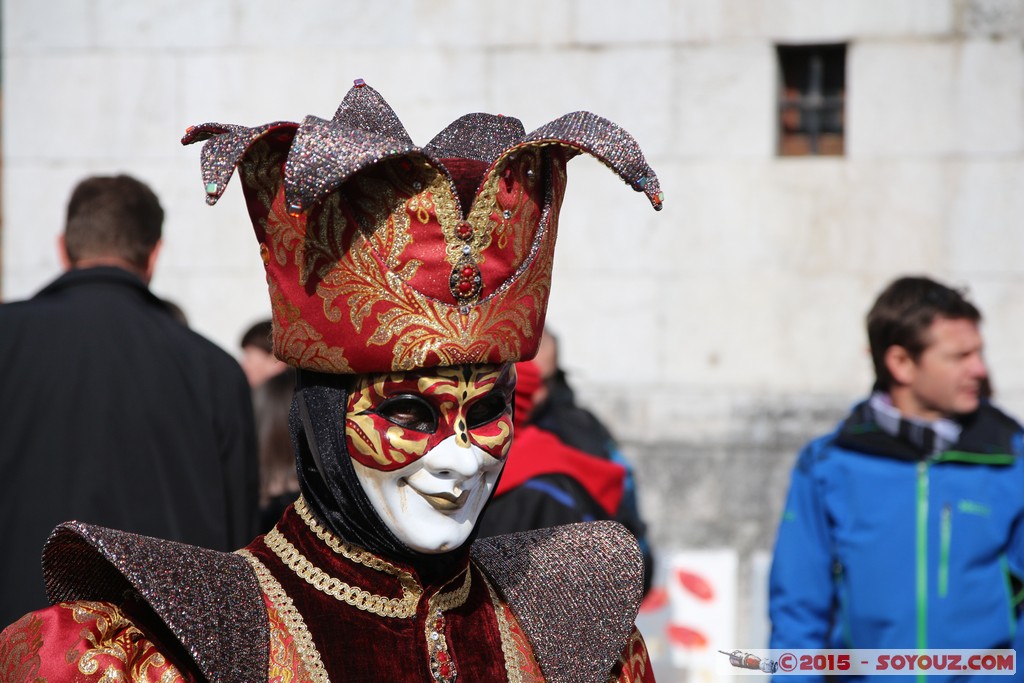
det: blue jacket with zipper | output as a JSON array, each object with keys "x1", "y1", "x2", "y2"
[{"x1": 769, "y1": 399, "x2": 1024, "y2": 681}]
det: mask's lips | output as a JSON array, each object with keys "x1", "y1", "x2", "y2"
[{"x1": 414, "y1": 487, "x2": 470, "y2": 512}]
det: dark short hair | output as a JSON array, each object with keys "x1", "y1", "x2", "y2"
[
  {"x1": 241, "y1": 319, "x2": 274, "y2": 353},
  {"x1": 64, "y1": 175, "x2": 163, "y2": 269},
  {"x1": 867, "y1": 276, "x2": 981, "y2": 390}
]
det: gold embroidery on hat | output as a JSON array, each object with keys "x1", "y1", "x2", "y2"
[
  {"x1": 240, "y1": 140, "x2": 304, "y2": 271},
  {"x1": 467, "y1": 148, "x2": 543, "y2": 260},
  {"x1": 258, "y1": 145, "x2": 561, "y2": 372},
  {"x1": 269, "y1": 279, "x2": 353, "y2": 373},
  {"x1": 349, "y1": 162, "x2": 417, "y2": 267},
  {"x1": 307, "y1": 204, "x2": 346, "y2": 292}
]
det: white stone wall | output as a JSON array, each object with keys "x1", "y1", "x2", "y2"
[{"x1": 4, "y1": 0, "x2": 1023, "y2": 445}]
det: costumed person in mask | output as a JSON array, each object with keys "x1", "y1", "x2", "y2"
[{"x1": 0, "y1": 80, "x2": 664, "y2": 683}]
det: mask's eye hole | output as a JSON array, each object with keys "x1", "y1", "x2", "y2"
[
  {"x1": 466, "y1": 393, "x2": 509, "y2": 429},
  {"x1": 374, "y1": 394, "x2": 438, "y2": 432}
]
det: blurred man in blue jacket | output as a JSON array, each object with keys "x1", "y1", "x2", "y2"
[{"x1": 770, "y1": 276, "x2": 1024, "y2": 681}]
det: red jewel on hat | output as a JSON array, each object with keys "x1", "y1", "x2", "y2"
[{"x1": 353, "y1": 78, "x2": 366, "y2": 87}]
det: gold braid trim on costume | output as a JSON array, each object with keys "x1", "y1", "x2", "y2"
[
  {"x1": 237, "y1": 549, "x2": 329, "y2": 683},
  {"x1": 269, "y1": 496, "x2": 472, "y2": 619},
  {"x1": 430, "y1": 563, "x2": 472, "y2": 613},
  {"x1": 264, "y1": 525, "x2": 421, "y2": 618},
  {"x1": 295, "y1": 496, "x2": 415, "y2": 577},
  {"x1": 479, "y1": 570, "x2": 547, "y2": 683}
]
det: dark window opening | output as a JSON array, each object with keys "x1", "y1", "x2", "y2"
[{"x1": 777, "y1": 44, "x2": 846, "y2": 157}]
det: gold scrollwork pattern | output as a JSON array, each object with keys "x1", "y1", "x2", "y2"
[
  {"x1": 62, "y1": 601, "x2": 184, "y2": 682},
  {"x1": 465, "y1": 147, "x2": 544, "y2": 264},
  {"x1": 253, "y1": 136, "x2": 569, "y2": 373},
  {"x1": 0, "y1": 611, "x2": 45, "y2": 683},
  {"x1": 312, "y1": 214, "x2": 539, "y2": 368},
  {"x1": 269, "y1": 279, "x2": 354, "y2": 374},
  {"x1": 239, "y1": 139, "x2": 297, "y2": 265}
]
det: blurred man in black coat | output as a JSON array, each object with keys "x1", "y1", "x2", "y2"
[{"x1": 0, "y1": 174, "x2": 258, "y2": 625}]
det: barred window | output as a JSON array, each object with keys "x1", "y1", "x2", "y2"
[{"x1": 777, "y1": 44, "x2": 846, "y2": 156}]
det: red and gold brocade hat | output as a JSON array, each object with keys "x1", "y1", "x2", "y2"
[{"x1": 183, "y1": 80, "x2": 663, "y2": 374}]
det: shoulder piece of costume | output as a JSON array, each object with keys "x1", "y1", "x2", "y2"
[
  {"x1": 41, "y1": 521, "x2": 268, "y2": 683},
  {"x1": 471, "y1": 520, "x2": 644, "y2": 683}
]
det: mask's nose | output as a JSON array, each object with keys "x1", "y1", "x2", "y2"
[{"x1": 421, "y1": 435, "x2": 483, "y2": 479}]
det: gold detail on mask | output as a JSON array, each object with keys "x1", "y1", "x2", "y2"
[{"x1": 472, "y1": 419, "x2": 513, "y2": 457}]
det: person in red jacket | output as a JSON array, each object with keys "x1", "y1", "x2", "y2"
[{"x1": 480, "y1": 359, "x2": 628, "y2": 534}]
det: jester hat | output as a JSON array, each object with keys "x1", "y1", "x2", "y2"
[{"x1": 182, "y1": 80, "x2": 663, "y2": 373}]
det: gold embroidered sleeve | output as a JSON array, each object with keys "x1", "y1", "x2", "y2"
[{"x1": 0, "y1": 601, "x2": 189, "y2": 683}]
